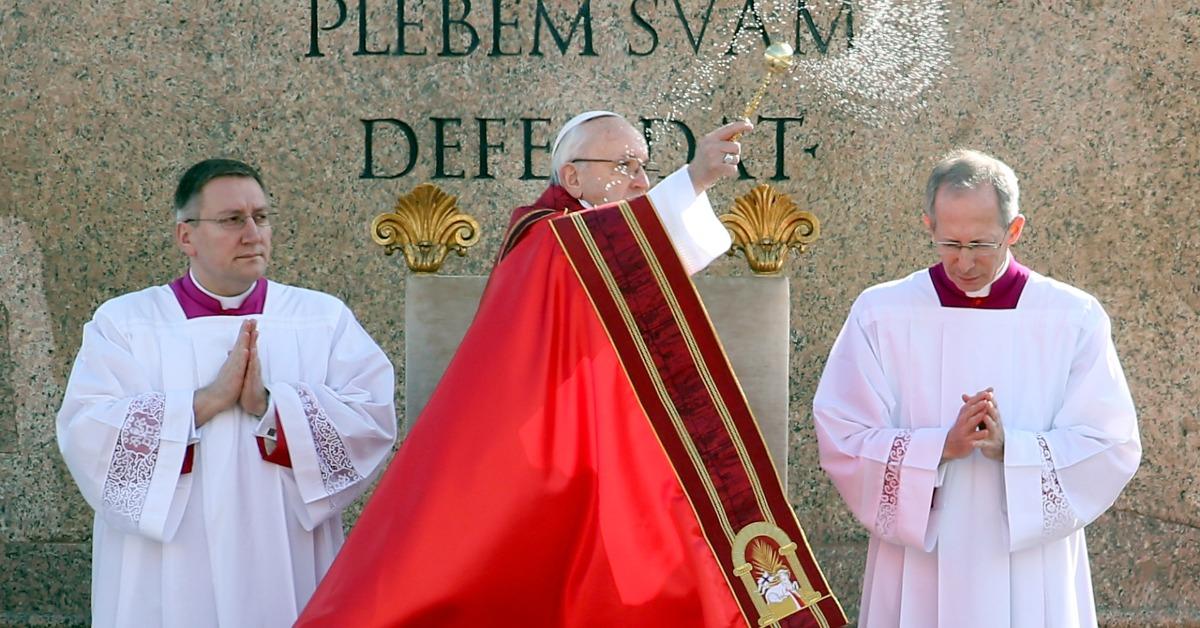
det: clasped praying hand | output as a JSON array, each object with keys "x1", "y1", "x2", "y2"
[
  {"x1": 193, "y1": 319, "x2": 269, "y2": 426},
  {"x1": 941, "y1": 387, "x2": 1005, "y2": 463}
]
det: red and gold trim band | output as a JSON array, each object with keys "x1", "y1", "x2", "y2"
[
  {"x1": 496, "y1": 208, "x2": 561, "y2": 263},
  {"x1": 550, "y1": 197, "x2": 846, "y2": 628}
]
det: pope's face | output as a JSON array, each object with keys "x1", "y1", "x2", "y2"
[
  {"x1": 176, "y1": 176, "x2": 272, "y2": 296},
  {"x1": 924, "y1": 183, "x2": 1024, "y2": 294},
  {"x1": 565, "y1": 118, "x2": 652, "y2": 206}
]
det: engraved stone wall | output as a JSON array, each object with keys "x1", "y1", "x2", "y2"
[{"x1": 1, "y1": 2, "x2": 1196, "y2": 624}]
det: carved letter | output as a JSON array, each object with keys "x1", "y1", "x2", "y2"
[
  {"x1": 395, "y1": 0, "x2": 428, "y2": 55},
  {"x1": 521, "y1": 118, "x2": 552, "y2": 180},
  {"x1": 757, "y1": 115, "x2": 804, "y2": 180},
  {"x1": 361, "y1": 118, "x2": 418, "y2": 179},
  {"x1": 433, "y1": 117, "x2": 466, "y2": 179},
  {"x1": 441, "y1": 0, "x2": 480, "y2": 56},
  {"x1": 307, "y1": 0, "x2": 349, "y2": 58},
  {"x1": 490, "y1": 0, "x2": 522, "y2": 56},
  {"x1": 795, "y1": 0, "x2": 853, "y2": 55},
  {"x1": 726, "y1": 0, "x2": 771, "y2": 55},
  {"x1": 355, "y1": 0, "x2": 392, "y2": 56},
  {"x1": 672, "y1": 0, "x2": 717, "y2": 54},
  {"x1": 640, "y1": 118, "x2": 696, "y2": 163},
  {"x1": 531, "y1": 0, "x2": 595, "y2": 57},
  {"x1": 476, "y1": 117, "x2": 506, "y2": 180},
  {"x1": 628, "y1": 0, "x2": 658, "y2": 57}
]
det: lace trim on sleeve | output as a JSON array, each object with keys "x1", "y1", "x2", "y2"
[
  {"x1": 101, "y1": 392, "x2": 166, "y2": 530},
  {"x1": 297, "y1": 384, "x2": 363, "y2": 494},
  {"x1": 1037, "y1": 434, "x2": 1073, "y2": 536},
  {"x1": 875, "y1": 430, "x2": 912, "y2": 538}
]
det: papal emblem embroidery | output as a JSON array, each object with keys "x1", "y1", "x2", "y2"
[
  {"x1": 732, "y1": 522, "x2": 825, "y2": 627},
  {"x1": 753, "y1": 540, "x2": 802, "y2": 605}
]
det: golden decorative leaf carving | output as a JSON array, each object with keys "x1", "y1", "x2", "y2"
[
  {"x1": 720, "y1": 184, "x2": 819, "y2": 275},
  {"x1": 370, "y1": 183, "x2": 481, "y2": 273}
]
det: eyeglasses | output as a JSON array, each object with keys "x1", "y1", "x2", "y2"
[
  {"x1": 182, "y1": 212, "x2": 274, "y2": 231},
  {"x1": 932, "y1": 239, "x2": 1005, "y2": 257},
  {"x1": 571, "y1": 157, "x2": 659, "y2": 179}
]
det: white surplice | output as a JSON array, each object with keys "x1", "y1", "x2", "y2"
[
  {"x1": 57, "y1": 281, "x2": 396, "y2": 628},
  {"x1": 813, "y1": 268, "x2": 1140, "y2": 628}
]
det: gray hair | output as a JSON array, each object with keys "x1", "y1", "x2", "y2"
[
  {"x1": 924, "y1": 149, "x2": 1020, "y2": 226},
  {"x1": 549, "y1": 114, "x2": 620, "y2": 185}
]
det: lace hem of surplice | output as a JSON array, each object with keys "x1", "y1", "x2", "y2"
[
  {"x1": 1037, "y1": 434, "x2": 1074, "y2": 536},
  {"x1": 875, "y1": 430, "x2": 913, "y2": 538},
  {"x1": 101, "y1": 392, "x2": 166, "y2": 530},
  {"x1": 296, "y1": 384, "x2": 363, "y2": 494}
]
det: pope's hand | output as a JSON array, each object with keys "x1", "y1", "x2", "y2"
[{"x1": 687, "y1": 119, "x2": 754, "y2": 195}]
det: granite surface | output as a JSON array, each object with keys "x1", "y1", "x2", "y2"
[{"x1": 1, "y1": 1, "x2": 1197, "y2": 625}]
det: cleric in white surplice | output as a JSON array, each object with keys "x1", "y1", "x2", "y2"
[
  {"x1": 813, "y1": 149, "x2": 1140, "y2": 628},
  {"x1": 56, "y1": 159, "x2": 397, "y2": 628}
]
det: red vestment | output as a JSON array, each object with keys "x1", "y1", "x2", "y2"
[{"x1": 296, "y1": 190, "x2": 844, "y2": 627}]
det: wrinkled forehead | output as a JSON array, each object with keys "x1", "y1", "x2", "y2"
[{"x1": 578, "y1": 118, "x2": 648, "y2": 158}]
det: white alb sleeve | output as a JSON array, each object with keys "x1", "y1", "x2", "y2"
[{"x1": 645, "y1": 166, "x2": 732, "y2": 275}]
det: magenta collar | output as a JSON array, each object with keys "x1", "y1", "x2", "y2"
[
  {"x1": 170, "y1": 273, "x2": 268, "y2": 319},
  {"x1": 928, "y1": 258, "x2": 1029, "y2": 309}
]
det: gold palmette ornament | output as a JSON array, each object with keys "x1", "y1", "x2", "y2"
[
  {"x1": 721, "y1": 184, "x2": 819, "y2": 275},
  {"x1": 370, "y1": 183, "x2": 480, "y2": 273},
  {"x1": 732, "y1": 42, "x2": 795, "y2": 141}
]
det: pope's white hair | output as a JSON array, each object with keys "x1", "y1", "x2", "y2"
[{"x1": 549, "y1": 112, "x2": 621, "y2": 185}]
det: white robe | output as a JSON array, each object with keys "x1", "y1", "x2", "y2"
[
  {"x1": 57, "y1": 280, "x2": 397, "y2": 628},
  {"x1": 813, "y1": 268, "x2": 1140, "y2": 628}
]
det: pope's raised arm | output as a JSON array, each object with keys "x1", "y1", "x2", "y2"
[{"x1": 544, "y1": 111, "x2": 750, "y2": 275}]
